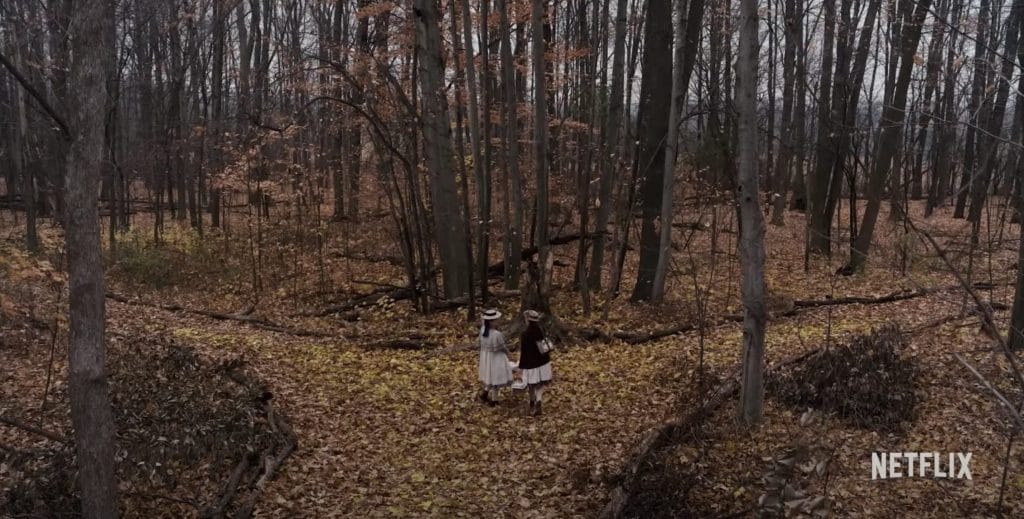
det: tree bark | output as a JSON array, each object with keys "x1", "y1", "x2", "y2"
[
  {"x1": 65, "y1": 0, "x2": 119, "y2": 515},
  {"x1": 415, "y1": 0, "x2": 471, "y2": 298},
  {"x1": 807, "y1": 0, "x2": 837, "y2": 255},
  {"x1": 588, "y1": 0, "x2": 630, "y2": 289},
  {"x1": 737, "y1": 0, "x2": 766, "y2": 425},
  {"x1": 846, "y1": 0, "x2": 933, "y2": 272},
  {"x1": 532, "y1": 0, "x2": 551, "y2": 297},
  {"x1": 651, "y1": 0, "x2": 688, "y2": 302},
  {"x1": 630, "y1": 0, "x2": 673, "y2": 301},
  {"x1": 497, "y1": 0, "x2": 523, "y2": 289}
]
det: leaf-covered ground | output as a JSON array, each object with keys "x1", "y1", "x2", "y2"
[{"x1": 3, "y1": 200, "x2": 1024, "y2": 516}]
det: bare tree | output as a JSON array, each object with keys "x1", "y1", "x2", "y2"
[
  {"x1": 415, "y1": 0, "x2": 471, "y2": 299},
  {"x1": 846, "y1": 0, "x2": 933, "y2": 272},
  {"x1": 65, "y1": 0, "x2": 119, "y2": 515},
  {"x1": 737, "y1": 0, "x2": 765, "y2": 425}
]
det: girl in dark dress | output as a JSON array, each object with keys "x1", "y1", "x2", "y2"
[{"x1": 518, "y1": 310, "x2": 553, "y2": 416}]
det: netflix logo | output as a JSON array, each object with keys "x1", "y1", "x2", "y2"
[{"x1": 871, "y1": 452, "x2": 972, "y2": 480}]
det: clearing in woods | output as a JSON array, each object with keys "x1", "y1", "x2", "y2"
[{"x1": 2, "y1": 201, "x2": 1023, "y2": 517}]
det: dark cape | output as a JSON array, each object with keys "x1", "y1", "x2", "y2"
[{"x1": 518, "y1": 324, "x2": 551, "y2": 370}]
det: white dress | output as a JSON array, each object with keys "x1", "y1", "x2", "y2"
[{"x1": 478, "y1": 330, "x2": 513, "y2": 389}]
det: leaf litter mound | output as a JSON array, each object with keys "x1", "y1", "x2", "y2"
[
  {"x1": 770, "y1": 324, "x2": 918, "y2": 431},
  {"x1": 3, "y1": 338, "x2": 276, "y2": 518}
]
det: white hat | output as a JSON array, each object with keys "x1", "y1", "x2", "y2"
[
  {"x1": 481, "y1": 309, "x2": 502, "y2": 320},
  {"x1": 524, "y1": 310, "x2": 542, "y2": 322}
]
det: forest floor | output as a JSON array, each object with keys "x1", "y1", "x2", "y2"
[{"x1": 2, "y1": 199, "x2": 1024, "y2": 517}]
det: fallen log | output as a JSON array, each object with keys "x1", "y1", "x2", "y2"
[
  {"x1": 793, "y1": 282, "x2": 1012, "y2": 309},
  {"x1": 298, "y1": 233, "x2": 595, "y2": 318},
  {"x1": 293, "y1": 286, "x2": 415, "y2": 317},
  {"x1": 106, "y1": 292, "x2": 333, "y2": 338},
  {"x1": 363, "y1": 338, "x2": 437, "y2": 351},
  {"x1": 486, "y1": 232, "x2": 604, "y2": 277},
  {"x1": 793, "y1": 287, "x2": 941, "y2": 308},
  {"x1": 591, "y1": 282, "x2": 1015, "y2": 346},
  {"x1": 600, "y1": 347, "x2": 823, "y2": 519},
  {"x1": 331, "y1": 251, "x2": 405, "y2": 266}
]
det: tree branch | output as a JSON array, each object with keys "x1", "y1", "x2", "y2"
[{"x1": 0, "y1": 50, "x2": 71, "y2": 139}]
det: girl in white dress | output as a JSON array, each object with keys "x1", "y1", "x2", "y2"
[{"x1": 478, "y1": 309, "x2": 513, "y2": 405}]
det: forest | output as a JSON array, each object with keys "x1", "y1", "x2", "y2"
[{"x1": 2, "y1": 0, "x2": 1024, "y2": 516}]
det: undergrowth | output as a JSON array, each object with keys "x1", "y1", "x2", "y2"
[{"x1": 770, "y1": 324, "x2": 918, "y2": 432}]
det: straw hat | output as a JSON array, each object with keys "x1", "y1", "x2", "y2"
[
  {"x1": 524, "y1": 310, "x2": 542, "y2": 322},
  {"x1": 481, "y1": 309, "x2": 503, "y2": 320}
]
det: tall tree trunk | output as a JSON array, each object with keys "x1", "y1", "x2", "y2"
[
  {"x1": 588, "y1": 0, "x2": 630, "y2": 289},
  {"x1": 927, "y1": 0, "x2": 963, "y2": 216},
  {"x1": 770, "y1": 0, "x2": 800, "y2": 225},
  {"x1": 651, "y1": 0, "x2": 689, "y2": 302},
  {"x1": 807, "y1": 0, "x2": 837, "y2": 255},
  {"x1": 968, "y1": 0, "x2": 1024, "y2": 241},
  {"x1": 10, "y1": 5, "x2": 37, "y2": 251},
  {"x1": 498, "y1": 0, "x2": 523, "y2": 289},
  {"x1": 737, "y1": 0, "x2": 766, "y2": 425},
  {"x1": 954, "y1": 0, "x2": 990, "y2": 219},
  {"x1": 348, "y1": 0, "x2": 369, "y2": 222},
  {"x1": 630, "y1": 0, "x2": 673, "y2": 302},
  {"x1": 532, "y1": 0, "x2": 551, "y2": 297},
  {"x1": 65, "y1": 0, "x2": 119, "y2": 515},
  {"x1": 846, "y1": 0, "x2": 933, "y2": 272},
  {"x1": 461, "y1": 0, "x2": 489, "y2": 303},
  {"x1": 210, "y1": 0, "x2": 225, "y2": 228},
  {"x1": 415, "y1": 0, "x2": 471, "y2": 298}
]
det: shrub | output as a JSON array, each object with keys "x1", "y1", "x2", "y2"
[{"x1": 111, "y1": 225, "x2": 228, "y2": 288}]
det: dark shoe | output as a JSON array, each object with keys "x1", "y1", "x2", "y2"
[
  {"x1": 532, "y1": 402, "x2": 542, "y2": 416},
  {"x1": 478, "y1": 390, "x2": 490, "y2": 404}
]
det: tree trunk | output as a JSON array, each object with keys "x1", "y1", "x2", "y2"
[
  {"x1": 65, "y1": 0, "x2": 119, "y2": 515},
  {"x1": 847, "y1": 0, "x2": 933, "y2": 272},
  {"x1": 967, "y1": 0, "x2": 1024, "y2": 241},
  {"x1": 461, "y1": 0, "x2": 489, "y2": 304},
  {"x1": 927, "y1": 0, "x2": 963, "y2": 216},
  {"x1": 770, "y1": 0, "x2": 800, "y2": 226},
  {"x1": 588, "y1": 0, "x2": 630, "y2": 289},
  {"x1": 630, "y1": 0, "x2": 673, "y2": 301},
  {"x1": 415, "y1": 0, "x2": 471, "y2": 299},
  {"x1": 954, "y1": 0, "x2": 990, "y2": 219},
  {"x1": 737, "y1": 0, "x2": 766, "y2": 425},
  {"x1": 532, "y1": 0, "x2": 551, "y2": 297},
  {"x1": 807, "y1": 0, "x2": 837, "y2": 255},
  {"x1": 651, "y1": 0, "x2": 688, "y2": 302},
  {"x1": 497, "y1": 0, "x2": 523, "y2": 289}
]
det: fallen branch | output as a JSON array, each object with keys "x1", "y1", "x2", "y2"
[
  {"x1": 363, "y1": 338, "x2": 437, "y2": 351},
  {"x1": 589, "y1": 282, "x2": 1013, "y2": 346},
  {"x1": 0, "y1": 414, "x2": 67, "y2": 443},
  {"x1": 293, "y1": 286, "x2": 414, "y2": 317},
  {"x1": 600, "y1": 348, "x2": 823, "y2": 519},
  {"x1": 204, "y1": 363, "x2": 298, "y2": 519},
  {"x1": 106, "y1": 292, "x2": 333, "y2": 338},
  {"x1": 486, "y1": 233, "x2": 603, "y2": 277},
  {"x1": 200, "y1": 454, "x2": 253, "y2": 518},
  {"x1": 953, "y1": 353, "x2": 1024, "y2": 432},
  {"x1": 793, "y1": 288, "x2": 942, "y2": 308}
]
